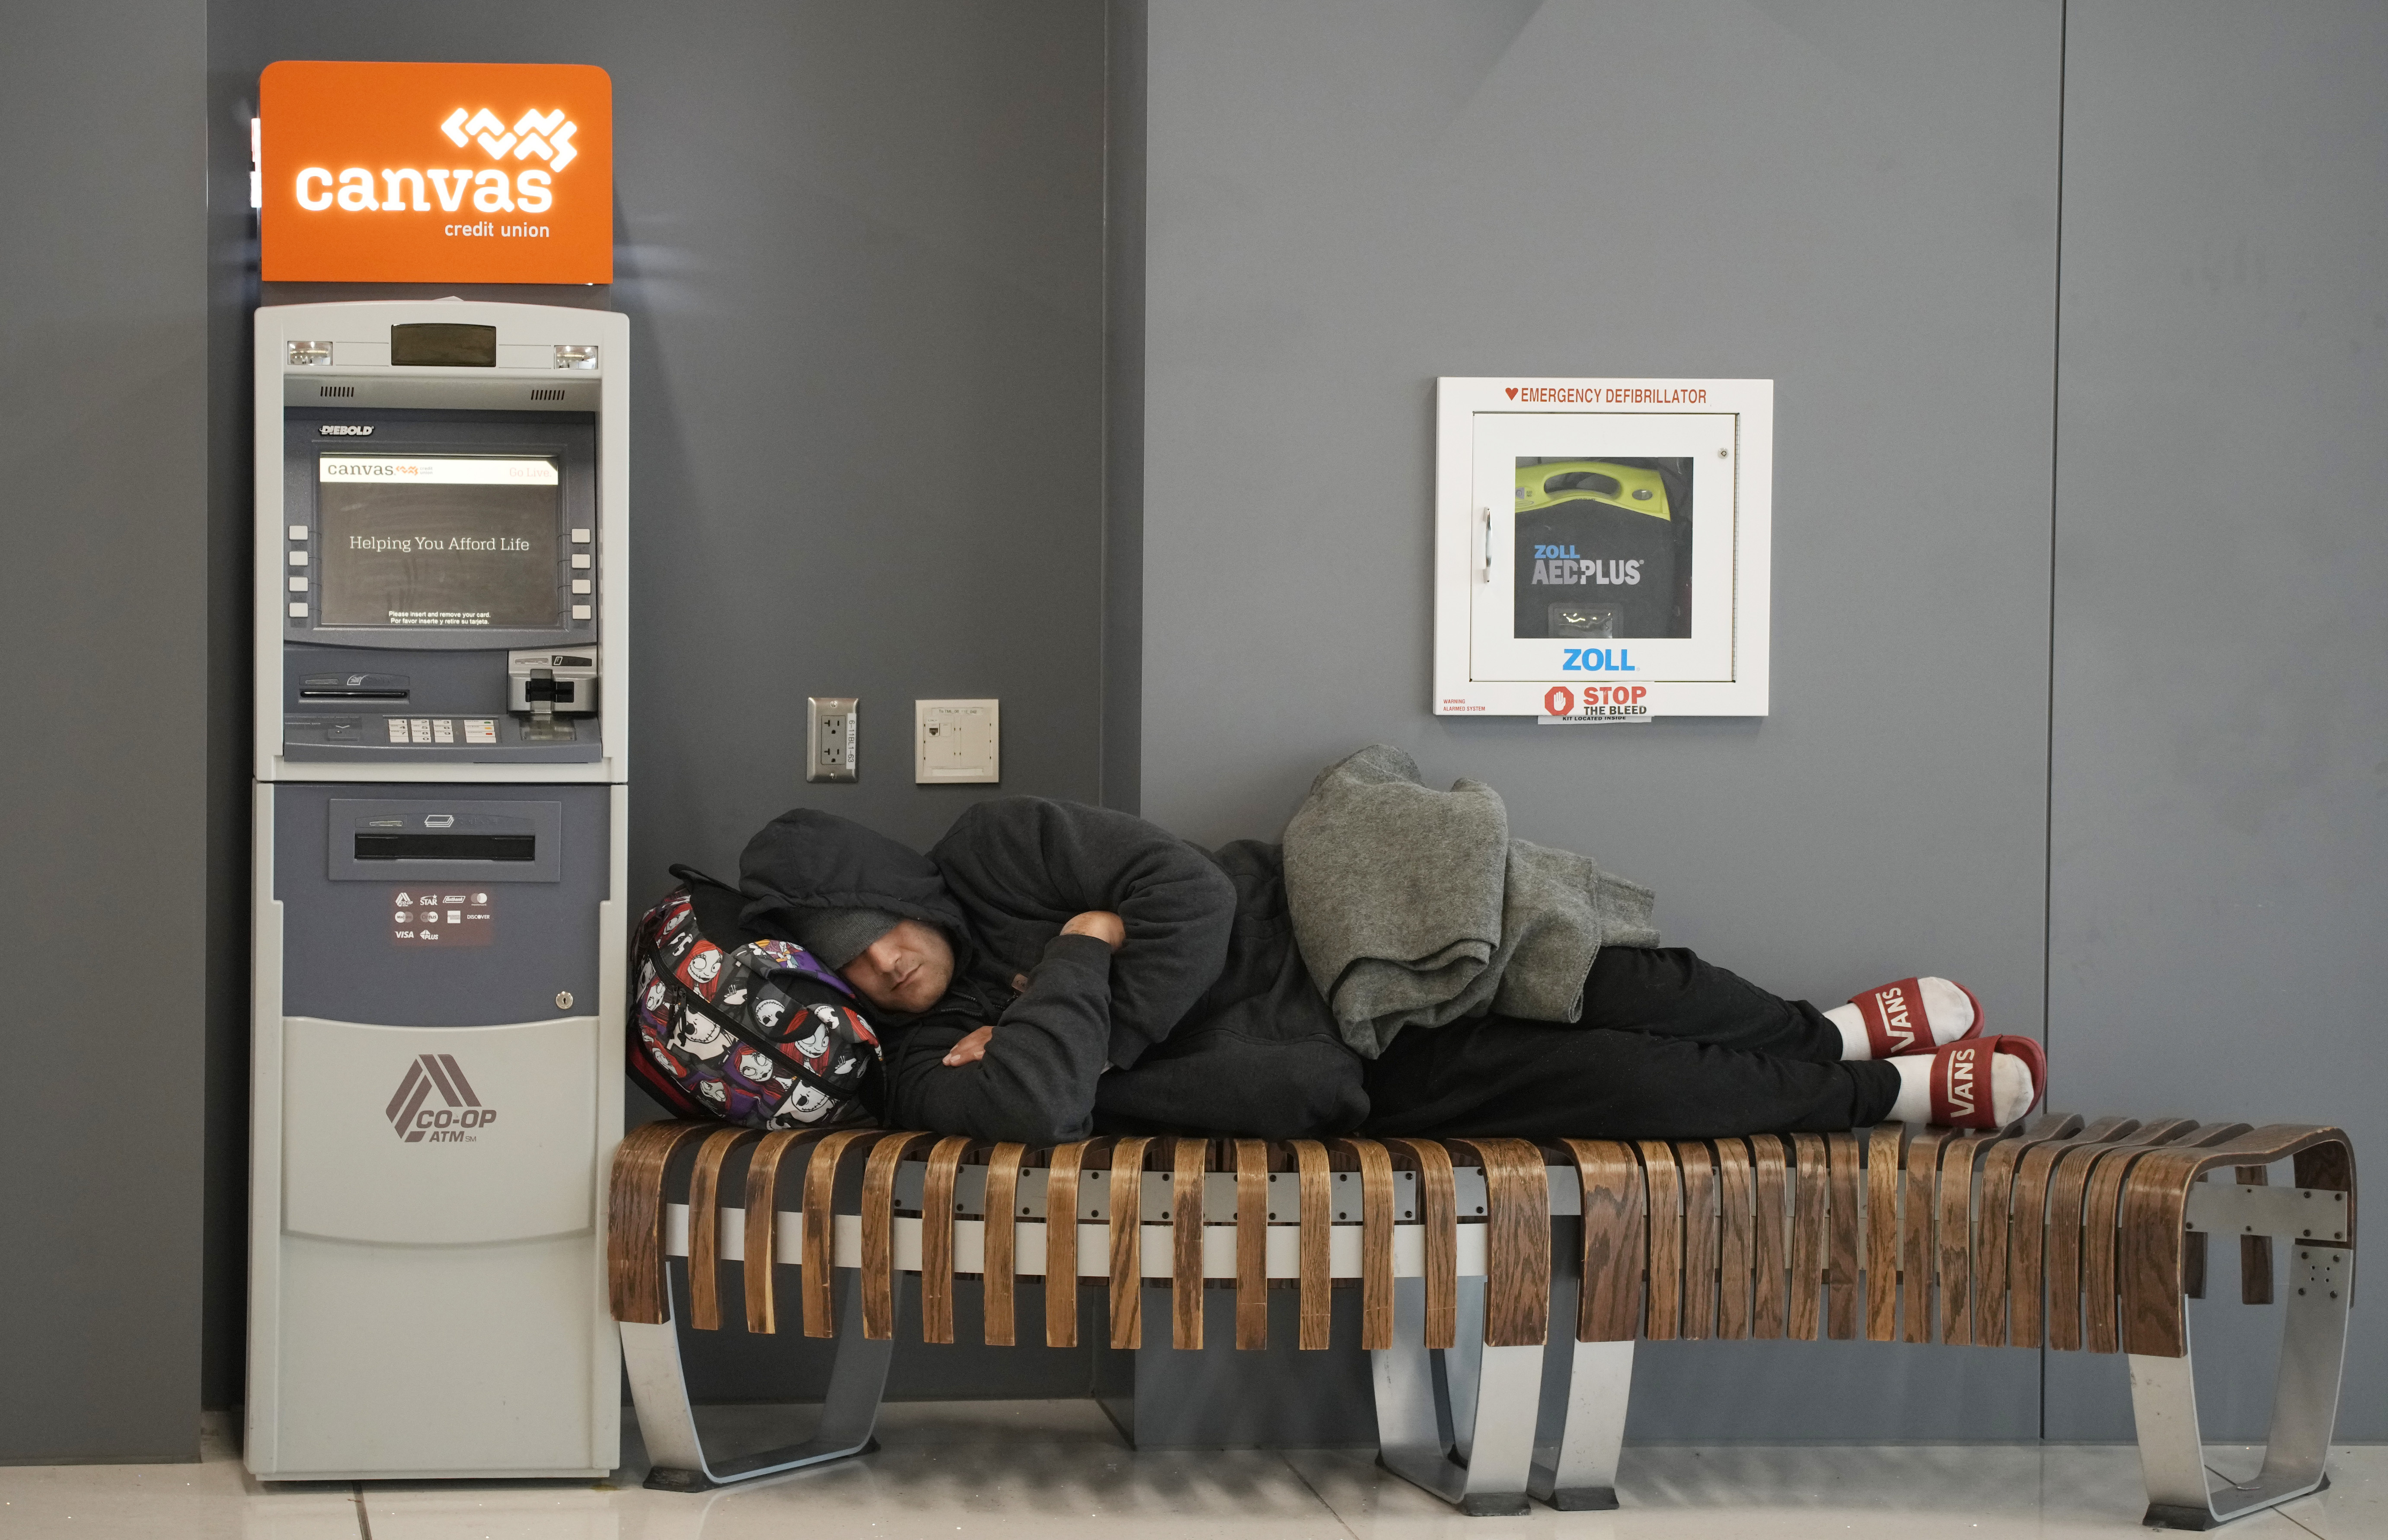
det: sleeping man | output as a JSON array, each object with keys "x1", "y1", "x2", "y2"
[{"x1": 736, "y1": 796, "x2": 2040, "y2": 1146}]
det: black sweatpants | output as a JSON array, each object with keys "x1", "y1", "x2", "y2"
[{"x1": 1361, "y1": 946, "x2": 1902, "y2": 1141}]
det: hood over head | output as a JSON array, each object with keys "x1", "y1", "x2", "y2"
[{"x1": 738, "y1": 809, "x2": 976, "y2": 973}]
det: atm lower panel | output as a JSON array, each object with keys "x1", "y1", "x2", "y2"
[{"x1": 249, "y1": 780, "x2": 623, "y2": 1479}]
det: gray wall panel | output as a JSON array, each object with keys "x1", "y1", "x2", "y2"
[
  {"x1": 1136, "y1": 0, "x2": 2062, "y2": 1439},
  {"x1": 207, "y1": 0, "x2": 1110, "y2": 1407},
  {"x1": 0, "y1": 0, "x2": 211, "y2": 1462},
  {"x1": 2044, "y1": 0, "x2": 2388, "y2": 1441}
]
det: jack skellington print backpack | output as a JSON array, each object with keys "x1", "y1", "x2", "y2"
[{"x1": 627, "y1": 865, "x2": 883, "y2": 1129}]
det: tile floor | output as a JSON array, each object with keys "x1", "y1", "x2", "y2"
[{"x1": 0, "y1": 1403, "x2": 2375, "y2": 1540}]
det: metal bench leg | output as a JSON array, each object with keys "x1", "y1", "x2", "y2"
[
  {"x1": 2130, "y1": 1245, "x2": 2349, "y2": 1530},
  {"x1": 1371, "y1": 1276, "x2": 1541, "y2": 1517},
  {"x1": 627, "y1": 1266, "x2": 897, "y2": 1493},
  {"x1": 1529, "y1": 1334, "x2": 1632, "y2": 1510},
  {"x1": 1528, "y1": 1218, "x2": 1631, "y2": 1510}
]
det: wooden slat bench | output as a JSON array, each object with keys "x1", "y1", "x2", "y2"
[{"x1": 607, "y1": 1115, "x2": 2355, "y2": 1528}]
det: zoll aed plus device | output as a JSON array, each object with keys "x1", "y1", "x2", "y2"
[{"x1": 248, "y1": 300, "x2": 628, "y2": 1479}]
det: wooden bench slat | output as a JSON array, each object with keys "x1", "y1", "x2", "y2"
[
  {"x1": 919, "y1": 1135, "x2": 975, "y2": 1345},
  {"x1": 1235, "y1": 1139, "x2": 1271, "y2": 1349},
  {"x1": 2120, "y1": 1124, "x2": 2356, "y2": 1357},
  {"x1": 1824, "y1": 1131, "x2": 1861, "y2": 1339},
  {"x1": 742, "y1": 1129, "x2": 820, "y2": 1334},
  {"x1": 1043, "y1": 1141, "x2": 1098, "y2": 1349},
  {"x1": 1291, "y1": 1140, "x2": 1335, "y2": 1349},
  {"x1": 607, "y1": 1121, "x2": 713, "y2": 1326},
  {"x1": 1559, "y1": 1139, "x2": 1645, "y2": 1342},
  {"x1": 2046, "y1": 1119, "x2": 2201, "y2": 1352},
  {"x1": 1714, "y1": 1139, "x2": 1755, "y2": 1340},
  {"x1": 1449, "y1": 1138, "x2": 1550, "y2": 1348},
  {"x1": 1938, "y1": 1119, "x2": 2042, "y2": 1346},
  {"x1": 1337, "y1": 1138, "x2": 1398, "y2": 1350},
  {"x1": 863, "y1": 1132, "x2": 935, "y2": 1341},
  {"x1": 687, "y1": 1128, "x2": 760, "y2": 1330},
  {"x1": 1387, "y1": 1138, "x2": 1459, "y2": 1349},
  {"x1": 1789, "y1": 1132, "x2": 1829, "y2": 1340},
  {"x1": 2084, "y1": 1123, "x2": 2250, "y2": 1352},
  {"x1": 1935, "y1": 1132, "x2": 1987, "y2": 1345},
  {"x1": 1900, "y1": 1127, "x2": 1954, "y2": 1343},
  {"x1": 1678, "y1": 1141, "x2": 1718, "y2": 1339},
  {"x1": 980, "y1": 1142, "x2": 1028, "y2": 1346},
  {"x1": 1748, "y1": 1135, "x2": 1788, "y2": 1340},
  {"x1": 1970, "y1": 1113, "x2": 2085, "y2": 1347},
  {"x1": 1172, "y1": 1137, "x2": 1210, "y2": 1351},
  {"x1": 2008, "y1": 1115, "x2": 2137, "y2": 1347},
  {"x1": 803, "y1": 1128, "x2": 887, "y2": 1338},
  {"x1": 1864, "y1": 1124, "x2": 1905, "y2": 1341},
  {"x1": 1635, "y1": 1141, "x2": 1684, "y2": 1341},
  {"x1": 1109, "y1": 1137, "x2": 1156, "y2": 1350}
]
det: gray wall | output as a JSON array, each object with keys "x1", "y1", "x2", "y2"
[
  {"x1": 1136, "y1": 0, "x2": 2063, "y2": 1441},
  {"x1": 2044, "y1": 0, "x2": 2388, "y2": 1442},
  {"x1": 0, "y1": 0, "x2": 211, "y2": 1461},
  {"x1": 205, "y1": 0, "x2": 1113, "y2": 1406}
]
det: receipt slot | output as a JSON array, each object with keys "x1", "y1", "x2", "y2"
[{"x1": 248, "y1": 300, "x2": 628, "y2": 1479}]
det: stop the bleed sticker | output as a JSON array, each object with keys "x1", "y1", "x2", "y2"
[{"x1": 1538, "y1": 683, "x2": 1651, "y2": 724}]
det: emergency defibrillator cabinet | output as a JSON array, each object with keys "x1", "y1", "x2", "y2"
[
  {"x1": 247, "y1": 300, "x2": 628, "y2": 1478},
  {"x1": 1433, "y1": 377, "x2": 1773, "y2": 720}
]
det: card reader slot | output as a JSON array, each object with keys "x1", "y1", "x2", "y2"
[{"x1": 355, "y1": 833, "x2": 536, "y2": 862}]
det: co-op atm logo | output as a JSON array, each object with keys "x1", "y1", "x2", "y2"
[
  {"x1": 385, "y1": 1053, "x2": 498, "y2": 1144},
  {"x1": 295, "y1": 105, "x2": 579, "y2": 220}
]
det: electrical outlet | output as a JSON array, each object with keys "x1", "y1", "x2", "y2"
[
  {"x1": 806, "y1": 696, "x2": 858, "y2": 782},
  {"x1": 915, "y1": 699, "x2": 999, "y2": 784}
]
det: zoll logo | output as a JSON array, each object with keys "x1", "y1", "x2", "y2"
[
  {"x1": 260, "y1": 61, "x2": 611, "y2": 284},
  {"x1": 386, "y1": 1052, "x2": 499, "y2": 1144}
]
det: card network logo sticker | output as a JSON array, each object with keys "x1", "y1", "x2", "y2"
[{"x1": 386, "y1": 1052, "x2": 499, "y2": 1144}]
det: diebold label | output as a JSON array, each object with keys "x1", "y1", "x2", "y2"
[{"x1": 260, "y1": 61, "x2": 612, "y2": 283}]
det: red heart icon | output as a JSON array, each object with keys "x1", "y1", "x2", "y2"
[{"x1": 1505, "y1": 387, "x2": 1518, "y2": 399}]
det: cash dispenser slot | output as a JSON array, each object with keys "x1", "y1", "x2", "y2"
[
  {"x1": 329, "y1": 799, "x2": 562, "y2": 883},
  {"x1": 354, "y1": 832, "x2": 536, "y2": 862}
]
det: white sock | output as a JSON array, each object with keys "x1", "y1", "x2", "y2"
[
  {"x1": 1830, "y1": 977, "x2": 1979, "y2": 1059},
  {"x1": 1885, "y1": 1052, "x2": 2036, "y2": 1127}
]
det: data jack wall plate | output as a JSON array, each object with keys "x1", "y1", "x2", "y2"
[
  {"x1": 1433, "y1": 376, "x2": 1772, "y2": 720},
  {"x1": 806, "y1": 697, "x2": 857, "y2": 782},
  {"x1": 915, "y1": 699, "x2": 999, "y2": 784}
]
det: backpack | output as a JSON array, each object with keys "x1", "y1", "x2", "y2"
[{"x1": 627, "y1": 864, "x2": 884, "y2": 1129}]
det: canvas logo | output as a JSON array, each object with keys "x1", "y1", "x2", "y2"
[
  {"x1": 295, "y1": 105, "x2": 582, "y2": 218},
  {"x1": 385, "y1": 1052, "x2": 499, "y2": 1144},
  {"x1": 442, "y1": 108, "x2": 578, "y2": 169}
]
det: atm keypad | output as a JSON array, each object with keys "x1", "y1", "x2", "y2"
[{"x1": 378, "y1": 717, "x2": 503, "y2": 747}]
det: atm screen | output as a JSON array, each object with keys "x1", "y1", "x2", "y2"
[{"x1": 317, "y1": 456, "x2": 561, "y2": 628}]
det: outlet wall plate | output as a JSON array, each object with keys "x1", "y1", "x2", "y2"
[
  {"x1": 914, "y1": 698, "x2": 998, "y2": 784},
  {"x1": 806, "y1": 696, "x2": 857, "y2": 782}
]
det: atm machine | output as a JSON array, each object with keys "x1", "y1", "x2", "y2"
[{"x1": 247, "y1": 300, "x2": 629, "y2": 1479}]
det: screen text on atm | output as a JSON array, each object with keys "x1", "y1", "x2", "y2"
[{"x1": 317, "y1": 456, "x2": 560, "y2": 628}]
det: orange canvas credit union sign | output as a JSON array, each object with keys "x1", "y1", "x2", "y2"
[{"x1": 260, "y1": 61, "x2": 612, "y2": 284}]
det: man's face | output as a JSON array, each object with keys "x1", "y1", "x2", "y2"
[{"x1": 839, "y1": 918, "x2": 953, "y2": 1015}]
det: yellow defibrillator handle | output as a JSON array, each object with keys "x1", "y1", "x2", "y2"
[{"x1": 1513, "y1": 459, "x2": 1672, "y2": 520}]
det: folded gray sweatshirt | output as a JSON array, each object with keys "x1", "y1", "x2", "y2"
[{"x1": 1281, "y1": 743, "x2": 1657, "y2": 1057}]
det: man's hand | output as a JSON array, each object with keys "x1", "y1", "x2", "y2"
[
  {"x1": 1062, "y1": 909, "x2": 1126, "y2": 950},
  {"x1": 943, "y1": 914, "x2": 1121, "y2": 1067},
  {"x1": 942, "y1": 1024, "x2": 995, "y2": 1067}
]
